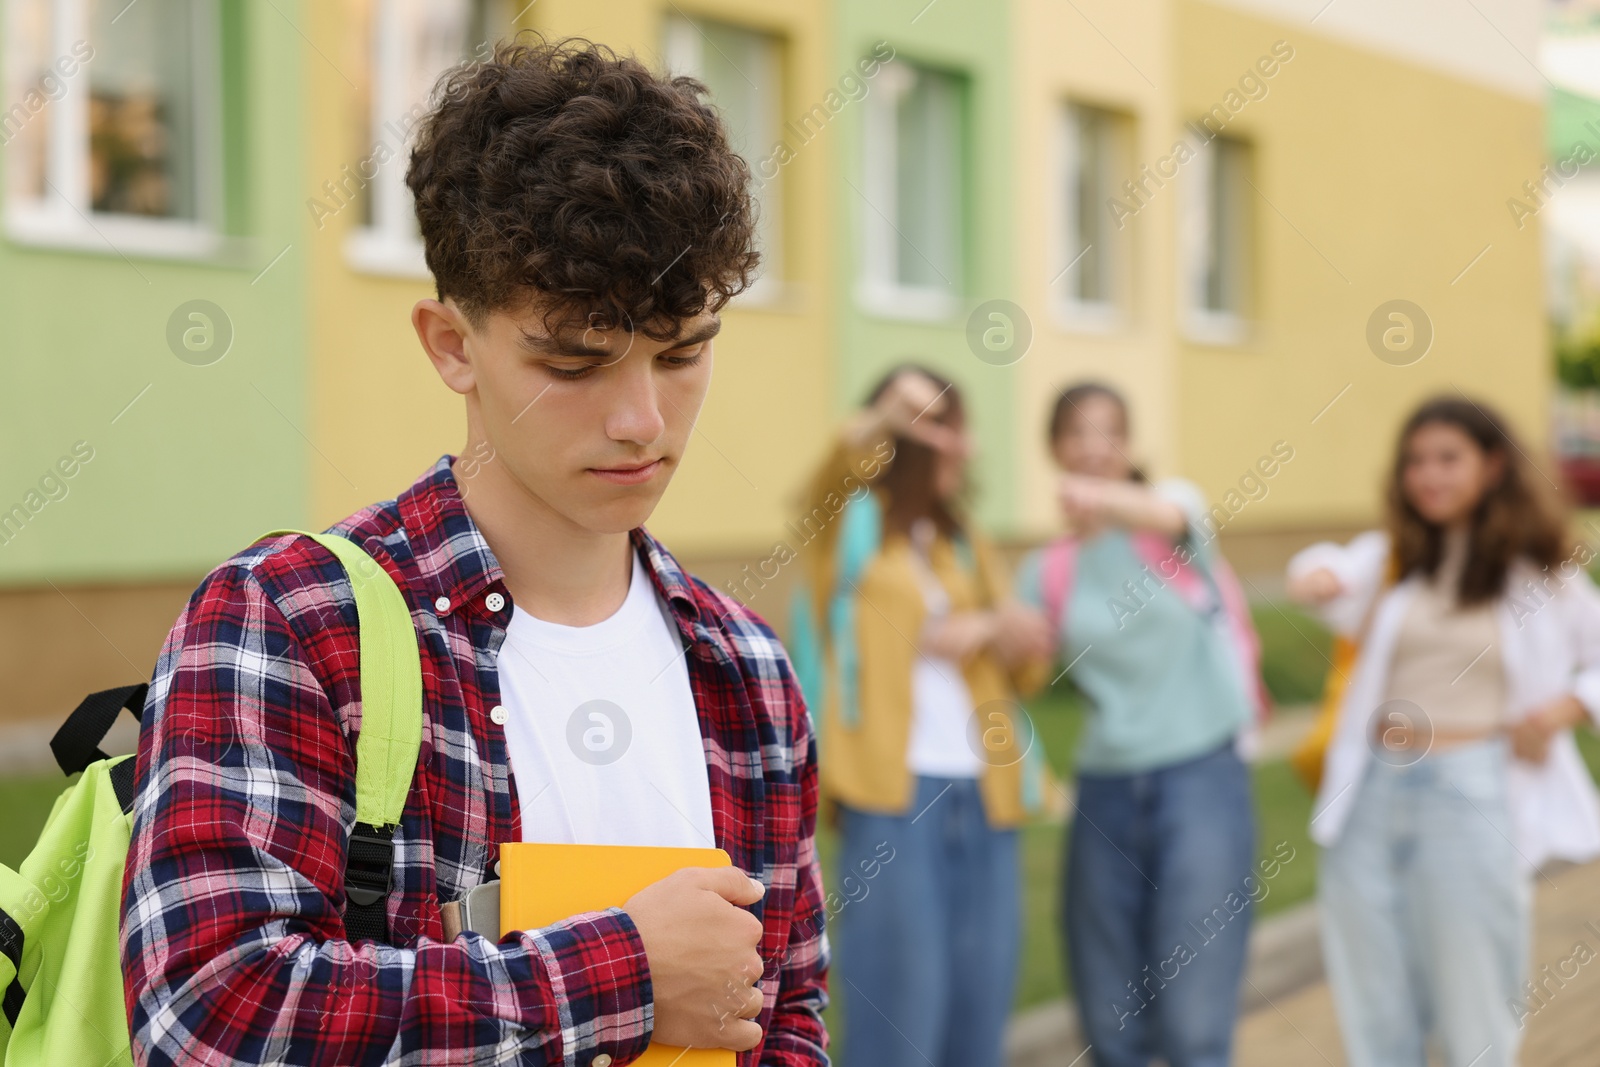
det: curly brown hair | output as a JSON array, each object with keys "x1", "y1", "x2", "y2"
[
  {"x1": 405, "y1": 35, "x2": 759, "y2": 339},
  {"x1": 1385, "y1": 395, "x2": 1572, "y2": 606}
]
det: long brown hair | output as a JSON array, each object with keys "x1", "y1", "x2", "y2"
[
  {"x1": 1386, "y1": 396, "x2": 1570, "y2": 606},
  {"x1": 864, "y1": 364, "x2": 969, "y2": 541}
]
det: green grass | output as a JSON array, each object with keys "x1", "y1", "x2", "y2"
[
  {"x1": 1016, "y1": 821, "x2": 1065, "y2": 1008},
  {"x1": 1576, "y1": 727, "x2": 1600, "y2": 780},
  {"x1": 1249, "y1": 758, "x2": 1319, "y2": 916},
  {"x1": 1252, "y1": 601, "x2": 1336, "y2": 705},
  {"x1": 0, "y1": 772, "x2": 72, "y2": 870}
]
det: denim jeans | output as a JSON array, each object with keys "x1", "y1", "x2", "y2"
[
  {"x1": 1065, "y1": 741, "x2": 1256, "y2": 1067},
  {"x1": 834, "y1": 776, "x2": 1021, "y2": 1067},
  {"x1": 1319, "y1": 737, "x2": 1530, "y2": 1067}
]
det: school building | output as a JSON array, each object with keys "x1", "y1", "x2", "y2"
[{"x1": 0, "y1": 0, "x2": 1555, "y2": 730}]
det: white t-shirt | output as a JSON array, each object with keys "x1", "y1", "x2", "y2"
[
  {"x1": 498, "y1": 550, "x2": 716, "y2": 847},
  {"x1": 905, "y1": 520, "x2": 983, "y2": 778}
]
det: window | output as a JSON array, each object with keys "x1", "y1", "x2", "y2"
[
  {"x1": 859, "y1": 59, "x2": 962, "y2": 319},
  {"x1": 662, "y1": 14, "x2": 783, "y2": 297},
  {"x1": 346, "y1": 0, "x2": 507, "y2": 276},
  {"x1": 1055, "y1": 101, "x2": 1130, "y2": 328},
  {"x1": 1181, "y1": 134, "x2": 1252, "y2": 343},
  {"x1": 5, "y1": 0, "x2": 223, "y2": 257}
]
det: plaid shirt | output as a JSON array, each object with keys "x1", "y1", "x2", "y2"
[{"x1": 120, "y1": 457, "x2": 829, "y2": 1067}]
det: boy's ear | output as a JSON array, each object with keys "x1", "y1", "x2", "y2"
[{"x1": 414, "y1": 298, "x2": 476, "y2": 396}]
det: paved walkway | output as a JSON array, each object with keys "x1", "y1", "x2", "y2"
[{"x1": 1235, "y1": 858, "x2": 1600, "y2": 1066}]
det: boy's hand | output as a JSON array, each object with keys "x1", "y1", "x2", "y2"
[{"x1": 624, "y1": 867, "x2": 768, "y2": 1051}]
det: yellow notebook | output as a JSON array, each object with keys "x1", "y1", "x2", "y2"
[{"x1": 499, "y1": 842, "x2": 738, "y2": 1067}]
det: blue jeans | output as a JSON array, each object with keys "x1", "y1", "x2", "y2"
[
  {"x1": 834, "y1": 776, "x2": 1021, "y2": 1067},
  {"x1": 1319, "y1": 738, "x2": 1529, "y2": 1067},
  {"x1": 1065, "y1": 742, "x2": 1256, "y2": 1067}
]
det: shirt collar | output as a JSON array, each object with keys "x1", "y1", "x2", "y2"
[{"x1": 396, "y1": 456, "x2": 703, "y2": 634}]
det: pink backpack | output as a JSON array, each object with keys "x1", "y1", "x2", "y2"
[{"x1": 1040, "y1": 531, "x2": 1271, "y2": 721}]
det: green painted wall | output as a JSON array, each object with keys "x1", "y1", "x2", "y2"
[
  {"x1": 0, "y1": 0, "x2": 308, "y2": 584},
  {"x1": 831, "y1": 0, "x2": 1021, "y2": 535},
  {"x1": 1549, "y1": 86, "x2": 1600, "y2": 170}
]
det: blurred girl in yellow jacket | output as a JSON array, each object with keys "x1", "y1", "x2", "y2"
[{"x1": 789, "y1": 365, "x2": 1053, "y2": 1067}]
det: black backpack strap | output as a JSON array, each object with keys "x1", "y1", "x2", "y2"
[
  {"x1": 1, "y1": 904, "x2": 23, "y2": 1027},
  {"x1": 343, "y1": 824, "x2": 396, "y2": 943},
  {"x1": 50, "y1": 683, "x2": 147, "y2": 779},
  {"x1": 107, "y1": 756, "x2": 140, "y2": 815}
]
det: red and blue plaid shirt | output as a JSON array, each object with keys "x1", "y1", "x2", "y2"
[{"x1": 120, "y1": 457, "x2": 829, "y2": 1066}]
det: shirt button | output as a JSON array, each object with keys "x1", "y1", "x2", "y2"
[
  {"x1": 490, "y1": 705, "x2": 508, "y2": 726},
  {"x1": 486, "y1": 592, "x2": 506, "y2": 612},
  {"x1": 593, "y1": 1056, "x2": 612, "y2": 1067},
  {"x1": 434, "y1": 595, "x2": 451, "y2": 613}
]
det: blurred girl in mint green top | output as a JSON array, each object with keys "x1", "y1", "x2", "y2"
[
  {"x1": 1016, "y1": 382, "x2": 1261, "y2": 1067},
  {"x1": 1013, "y1": 469, "x2": 1250, "y2": 771}
]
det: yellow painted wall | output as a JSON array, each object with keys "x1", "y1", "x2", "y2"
[
  {"x1": 1172, "y1": 0, "x2": 1549, "y2": 530},
  {"x1": 304, "y1": 0, "x2": 835, "y2": 560},
  {"x1": 1009, "y1": 0, "x2": 1548, "y2": 540},
  {"x1": 303, "y1": 0, "x2": 481, "y2": 528},
  {"x1": 1011, "y1": 0, "x2": 1178, "y2": 539}
]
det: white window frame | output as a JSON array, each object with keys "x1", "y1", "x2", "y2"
[
  {"x1": 856, "y1": 58, "x2": 962, "y2": 322},
  {"x1": 1180, "y1": 133, "x2": 1251, "y2": 346},
  {"x1": 5, "y1": 0, "x2": 224, "y2": 259},
  {"x1": 1052, "y1": 101, "x2": 1129, "y2": 333},
  {"x1": 662, "y1": 13, "x2": 784, "y2": 306},
  {"x1": 345, "y1": 0, "x2": 444, "y2": 278}
]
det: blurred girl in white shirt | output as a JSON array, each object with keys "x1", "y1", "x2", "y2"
[{"x1": 1287, "y1": 395, "x2": 1600, "y2": 1067}]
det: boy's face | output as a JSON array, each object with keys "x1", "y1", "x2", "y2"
[{"x1": 425, "y1": 298, "x2": 718, "y2": 536}]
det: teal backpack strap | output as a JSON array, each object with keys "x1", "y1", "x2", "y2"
[
  {"x1": 828, "y1": 492, "x2": 883, "y2": 729},
  {"x1": 260, "y1": 529, "x2": 423, "y2": 943},
  {"x1": 787, "y1": 590, "x2": 825, "y2": 718}
]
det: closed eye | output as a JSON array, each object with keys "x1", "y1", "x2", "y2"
[
  {"x1": 545, "y1": 363, "x2": 597, "y2": 381},
  {"x1": 542, "y1": 342, "x2": 706, "y2": 381}
]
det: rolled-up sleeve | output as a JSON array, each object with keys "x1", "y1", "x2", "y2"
[
  {"x1": 1285, "y1": 530, "x2": 1391, "y2": 637},
  {"x1": 1151, "y1": 478, "x2": 1218, "y2": 564}
]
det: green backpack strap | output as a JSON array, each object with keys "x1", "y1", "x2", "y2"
[{"x1": 260, "y1": 529, "x2": 422, "y2": 942}]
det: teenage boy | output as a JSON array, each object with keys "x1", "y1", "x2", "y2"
[{"x1": 120, "y1": 38, "x2": 827, "y2": 1067}]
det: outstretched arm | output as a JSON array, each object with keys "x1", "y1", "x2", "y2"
[
  {"x1": 1284, "y1": 530, "x2": 1392, "y2": 637},
  {"x1": 1056, "y1": 475, "x2": 1188, "y2": 541}
]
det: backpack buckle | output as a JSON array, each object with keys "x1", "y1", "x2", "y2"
[{"x1": 345, "y1": 823, "x2": 395, "y2": 907}]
